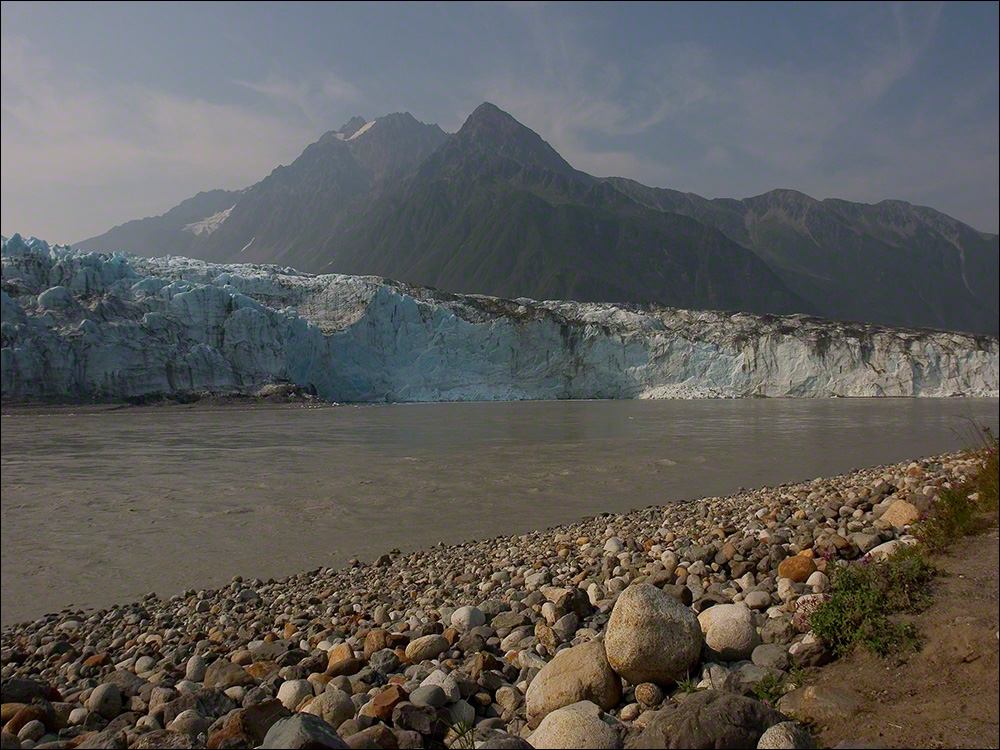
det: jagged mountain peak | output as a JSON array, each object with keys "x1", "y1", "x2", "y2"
[
  {"x1": 447, "y1": 102, "x2": 586, "y2": 181},
  {"x1": 338, "y1": 116, "x2": 368, "y2": 138}
]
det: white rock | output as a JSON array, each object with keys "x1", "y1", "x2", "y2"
[
  {"x1": 450, "y1": 606, "x2": 486, "y2": 633},
  {"x1": 277, "y1": 679, "x2": 315, "y2": 711}
]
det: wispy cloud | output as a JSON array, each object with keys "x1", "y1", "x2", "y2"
[
  {"x1": 481, "y1": 3, "x2": 943, "y2": 179},
  {"x1": 236, "y1": 71, "x2": 360, "y2": 128},
  {"x1": 1, "y1": 36, "x2": 352, "y2": 241}
]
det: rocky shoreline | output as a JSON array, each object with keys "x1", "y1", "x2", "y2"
[{"x1": 0, "y1": 451, "x2": 985, "y2": 749}]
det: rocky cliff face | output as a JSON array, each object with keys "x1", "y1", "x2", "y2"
[{"x1": 3, "y1": 235, "x2": 997, "y2": 403}]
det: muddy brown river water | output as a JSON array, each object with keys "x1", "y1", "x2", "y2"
[{"x1": 2, "y1": 398, "x2": 997, "y2": 625}]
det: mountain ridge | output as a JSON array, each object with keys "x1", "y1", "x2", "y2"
[{"x1": 75, "y1": 102, "x2": 999, "y2": 334}]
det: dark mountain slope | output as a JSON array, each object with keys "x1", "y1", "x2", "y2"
[
  {"x1": 607, "y1": 179, "x2": 999, "y2": 334},
  {"x1": 314, "y1": 103, "x2": 810, "y2": 315},
  {"x1": 75, "y1": 189, "x2": 240, "y2": 258}
]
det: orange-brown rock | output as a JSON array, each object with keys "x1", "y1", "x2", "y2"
[
  {"x1": 469, "y1": 651, "x2": 501, "y2": 678},
  {"x1": 83, "y1": 653, "x2": 111, "y2": 668},
  {"x1": 362, "y1": 684, "x2": 407, "y2": 723},
  {"x1": 364, "y1": 629, "x2": 391, "y2": 659},
  {"x1": 326, "y1": 658, "x2": 364, "y2": 677},
  {"x1": 206, "y1": 699, "x2": 289, "y2": 749},
  {"x1": 778, "y1": 555, "x2": 817, "y2": 582},
  {"x1": 245, "y1": 662, "x2": 280, "y2": 680},
  {"x1": 4, "y1": 704, "x2": 49, "y2": 736},
  {"x1": 326, "y1": 643, "x2": 354, "y2": 668},
  {"x1": 282, "y1": 622, "x2": 299, "y2": 640},
  {"x1": 880, "y1": 500, "x2": 921, "y2": 528},
  {"x1": 0, "y1": 704, "x2": 25, "y2": 724}
]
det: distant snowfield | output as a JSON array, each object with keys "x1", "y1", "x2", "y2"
[
  {"x1": 182, "y1": 206, "x2": 233, "y2": 236},
  {"x1": 347, "y1": 119, "x2": 377, "y2": 140},
  {"x1": 1, "y1": 234, "x2": 997, "y2": 403}
]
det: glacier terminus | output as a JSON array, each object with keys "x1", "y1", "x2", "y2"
[{"x1": 2, "y1": 234, "x2": 997, "y2": 403}]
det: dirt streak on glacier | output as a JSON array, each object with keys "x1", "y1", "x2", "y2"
[{"x1": 2, "y1": 234, "x2": 997, "y2": 403}]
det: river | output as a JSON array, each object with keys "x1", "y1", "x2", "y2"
[{"x1": 2, "y1": 398, "x2": 996, "y2": 625}]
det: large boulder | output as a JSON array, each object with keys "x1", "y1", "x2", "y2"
[
  {"x1": 85, "y1": 684, "x2": 122, "y2": 720},
  {"x1": 526, "y1": 640, "x2": 622, "y2": 724},
  {"x1": 625, "y1": 690, "x2": 787, "y2": 749},
  {"x1": 604, "y1": 584, "x2": 702, "y2": 685},
  {"x1": 302, "y1": 690, "x2": 354, "y2": 729},
  {"x1": 698, "y1": 604, "x2": 761, "y2": 662},
  {"x1": 529, "y1": 701, "x2": 622, "y2": 749},
  {"x1": 777, "y1": 686, "x2": 863, "y2": 725},
  {"x1": 261, "y1": 713, "x2": 349, "y2": 749}
]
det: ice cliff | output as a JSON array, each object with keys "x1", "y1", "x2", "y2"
[{"x1": 2, "y1": 235, "x2": 997, "y2": 402}]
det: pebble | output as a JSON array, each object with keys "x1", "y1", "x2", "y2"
[{"x1": 0, "y1": 451, "x2": 977, "y2": 750}]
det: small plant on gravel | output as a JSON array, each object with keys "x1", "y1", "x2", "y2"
[
  {"x1": 750, "y1": 672, "x2": 788, "y2": 705},
  {"x1": 917, "y1": 428, "x2": 999, "y2": 551},
  {"x1": 444, "y1": 720, "x2": 476, "y2": 749},
  {"x1": 810, "y1": 545, "x2": 934, "y2": 657},
  {"x1": 674, "y1": 673, "x2": 701, "y2": 695}
]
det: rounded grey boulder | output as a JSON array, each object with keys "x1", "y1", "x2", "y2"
[
  {"x1": 302, "y1": 689, "x2": 354, "y2": 729},
  {"x1": 626, "y1": 690, "x2": 787, "y2": 749},
  {"x1": 85, "y1": 683, "x2": 123, "y2": 720},
  {"x1": 605, "y1": 584, "x2": 702, "y2": 685},
  {"x1": 261, "y1": 713, "x2": 349, "y2": 749}
]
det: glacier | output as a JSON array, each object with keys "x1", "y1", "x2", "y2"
[{"x1": 2, "y1": 234, "x2": 997, "y2": 403}]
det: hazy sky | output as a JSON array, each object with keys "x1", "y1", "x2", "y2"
[{"x1": 2, "y1": 1, "x2": 998, "y2": 244}]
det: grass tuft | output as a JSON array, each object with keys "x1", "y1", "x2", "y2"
[{"x1": 674, "y1": 673, "x2": 701, "y2": 694}]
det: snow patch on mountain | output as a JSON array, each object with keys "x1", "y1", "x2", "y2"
[
  {"x1": 182, "y1": 206, "x2": 234, "y2": 236},
  {"x1": 2, "y1": 234, "x2": 997, "y2": 403},
  {"x1": 347, "y1": 119, "x2": 377, "y2": 140}
]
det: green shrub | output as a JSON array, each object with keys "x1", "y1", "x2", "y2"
[
  {"x1": 917, "y1": 429, "x2": 999, "y2": 551},
  {"x1": 812, "y1": 430, "x2": 997, "y2": 660},
  {"x1": 810, "y1": 546, "x2": 934, "y2": 657}
]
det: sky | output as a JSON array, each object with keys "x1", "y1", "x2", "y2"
[{"x1": 2, "y1": 1, "x2": 998, "y2": 244}]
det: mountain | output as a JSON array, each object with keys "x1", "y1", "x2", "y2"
[
  {"x1": 312, "y1": 103, "x2": 809, "y2": 316},
  {"x1": 77, "y1": 113, "x2": 450, "y2": 268},
  {"x1": 607, "y1": 180, "x2": 999, "y2": 334},
  {"x1": 74, "y1": 188, "x2": 242, "y2": 258},
  {"x1": 76, "y1": 102, "x2": 998, "y2": 334}
]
